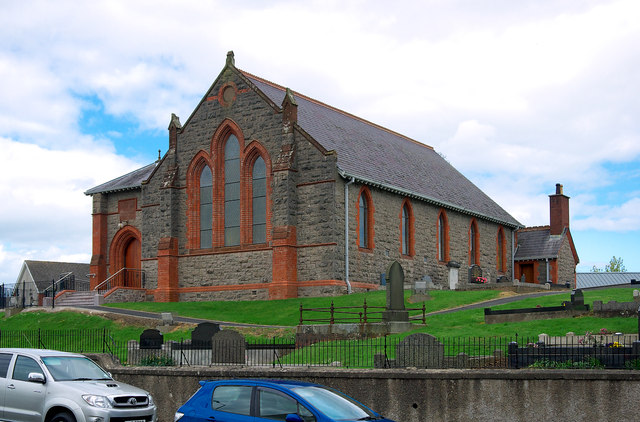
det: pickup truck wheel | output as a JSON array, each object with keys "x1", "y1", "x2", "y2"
[{"x1": 50, "y1": 411, "x2": 76, "y2": 422}]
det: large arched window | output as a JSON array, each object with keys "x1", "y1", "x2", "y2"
[
  {"x1": 252, "y1": 156, "x2": 267, "y2": 244},
  {"x1": 437, "y1": 210, "x2": 449, "y2": 262},
  {"x1": 200, "y1": 166, "x2": 213, "y2": 248},
  {"x1": 400, "y1": 199, "x2": 414, "y2": 256},
  {"x1": 469, "y1": 219, "x2": 480, "y2": 265},
  {"x1": 402, "y1": 206, "x2": 409, "y2": 255},
  {"x1": 357, "y1": 187, "x2": 374, "y2": 250},
  {"x1": 224, "y1": 135, "x2": 241, "y2": 246}
]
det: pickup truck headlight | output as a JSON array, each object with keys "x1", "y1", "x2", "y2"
[{"x1": 82, "y1": 395, "x2": 112, "y2": 408}]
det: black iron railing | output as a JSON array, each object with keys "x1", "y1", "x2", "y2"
[{"x1": 299, "y1": 300, "x2": 426, "y2": 325}]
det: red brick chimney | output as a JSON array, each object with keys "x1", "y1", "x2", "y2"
[{"x1": 549, "y1": 183, "x2": 570, "y2": 235}]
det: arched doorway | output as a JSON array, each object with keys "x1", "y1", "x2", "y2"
[{"x1": 109, "y1": 226, "x2": 142, "y2": 289}]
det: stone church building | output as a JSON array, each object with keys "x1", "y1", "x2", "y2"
[{"x1": 86, "y1": 51, "x2": 530, "y2": 302}]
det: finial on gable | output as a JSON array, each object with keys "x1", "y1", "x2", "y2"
[
  {"x1": 226, "y1": 51, "x2": 235, "y2": 67},
  {"x1": 168, "y1": 113, "x2": 182, "y2": 130},
  {"x1": 282, "y1": 88, "x2": 298, "y2": 129},
  {"x1": 168, "y1": 113, "x2": 182, "y2": 150}
]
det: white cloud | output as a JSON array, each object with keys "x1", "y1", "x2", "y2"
[{"x1": 0, "y1": 137, "x2": 143, "y2": 283}]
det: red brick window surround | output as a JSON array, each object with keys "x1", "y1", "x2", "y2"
[
  {"x1": 437, "y1": 209, "x2": 450, "y2": 262},
  {"x1": 185, "y1": 119, "x2": 273, "y2": 251},
  {"x1": 199, "y1": 166, "x2": 213, "y2": 248},
  {"x1": 496, "y1": 226, "x2": 507, "y2": 273},
  {"x1": 356, "y1": 186, "x2": 375, "y2": 251},
  {"x1": 251, "y1": 156, "x2": 267, "y2": 244},
  {"x1": 224, "y1": 134, "x2": 241, "y2": 246},
  {"x1": 186, "y1": 152, "x2": 214, "y2": 250},
  {"x1": 469, "y1": 218, "x2": 480, "y2": 265},
  {"x1": 400, "y1": 199, "x2": 415, "y2": 257}
]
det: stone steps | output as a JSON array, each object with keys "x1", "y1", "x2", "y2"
[{"x1": 55, "y1": 291, "x2": 99, "y2": 307}]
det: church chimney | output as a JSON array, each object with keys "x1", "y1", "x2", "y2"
[{"x1": 549, "y1": 183, "x2": 570, "y2": 235}]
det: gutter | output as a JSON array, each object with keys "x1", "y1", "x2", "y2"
[{"x1": 337, "y1": 168, "x2": 522, "y2": 229}]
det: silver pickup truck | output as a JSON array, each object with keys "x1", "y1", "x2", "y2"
[{"x1": 0, "y1": 348, "x2": 157, "y2": 422}]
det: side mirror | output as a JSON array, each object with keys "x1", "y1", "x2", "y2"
[
  {"x1": 285, "y1": 414, "x2": 304, "y2": 422},
  {"x1": 28, "y1": 372, "x2": 46, "y2": 384}
]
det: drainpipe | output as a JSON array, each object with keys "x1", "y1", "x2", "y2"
[
  {"x1": 344, "y1": 177, "x2": 355, "y2": 294},
  {"x1": 545, "y1": 258, "x2": 550, "y2": 283},
  {"x1": 511, "y1": 231, "x2": 516, "y2": 282}
]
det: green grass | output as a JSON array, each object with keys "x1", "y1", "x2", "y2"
[
  {"x1": 1, "y1": 287, "x2": 637, "y2": 345},
  {"x1": 102, "y1": 289, "x2": 502, "y2": 326}
]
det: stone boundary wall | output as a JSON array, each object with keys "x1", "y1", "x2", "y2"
[
  {"x1": 90, "y1": 357, "x2": 640, "y2": 422},
  {"x1": 593, "y1": 299, "x2": 640, "y2": 316}
]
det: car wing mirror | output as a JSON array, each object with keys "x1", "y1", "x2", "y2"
[
  {"x1": 28, "y1": 372, "x2": 46, "y2": 384},
  {"x1": 285, "y1": 414, "x2": 304, "y2": 422}
]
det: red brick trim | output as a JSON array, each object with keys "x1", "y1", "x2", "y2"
[
  {"x1": 468, "y1": 218, "x2": 480, "y2": 266},
  {"x1": 243, "y1": 141, "x2": 273, "y2": 245},
  {"x1": 399, "y1": 199, "x2": 415, "y2": 257},
  {"x1": 211, "y1": 119, "x2": 246, "y2": 248},
  {"x1": 437, "y1": 209, "x2": 450, "y2": 263},
  {"x1": 296, "y1": 179, "x2": 336, "y2": 188},
  {"x1": 356, "y1": 186, "x2": 375, "y2": 251},
  {"x1": 186, "y1": 150, "x2": 214, "y2": 250},
  {"x1": 108, "y1": 225, "x2": 142, "y2": 280}
]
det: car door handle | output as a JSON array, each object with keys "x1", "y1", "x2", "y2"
[{"x1": 7, "y1": 384, "x2": 15, "y2": 390}]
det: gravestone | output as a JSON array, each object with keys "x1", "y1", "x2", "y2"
[
  {"x1": 140, "y1": 329, "x2": 163, "y2": 349},
  {"x1": 571, "y1": 289, "x2": 584, "y2": 307},
  {"x1": 447, "y1": 261, "x2": 460, "y2": 290},
  {"x1": 382, "y1": 261, "x2": 409, "y2": 323},
  {"x1": 211, "y1": 330, "x2": 246, "y2": 364},
  {"x1": 468, "y1": 264, "x2": 482, "y2": 283},
  {"x1": 396, "y1": 333, "x2": 444, "y2": 368},
  {"x1": 192, "y1": 322, "x2": 220, "y2": 349}
]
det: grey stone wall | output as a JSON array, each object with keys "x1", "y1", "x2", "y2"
[
  {"x1": 106, "y1": 364, "x2": 640, "y2": 422},
  {"x1": 344, "y1": 181, "x2": 514, "y2": 288},
  {"x1": 557, "y1": 236, "x2": 577, "y2": 286}
]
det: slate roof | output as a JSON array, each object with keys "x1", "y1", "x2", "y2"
[
  {"x1": 85, "y1": 162, "x2": 157, "y2": 195},
  {"x1": 21, "y1": 260, "x2": 90, "y2": 292},
  {"x1": 241, "y1": 71, "x2": 521, "y2": 227},
  {"x1": 514, "y1": 227, "x2": 564, "y2": 261},
  {"x1": 577, "y1": 272, "x2": 640, "y2": 289}
]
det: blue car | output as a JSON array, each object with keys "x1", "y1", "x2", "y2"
[{"x1": 174, "y1": 379, "x2": 396, "y2": 422}]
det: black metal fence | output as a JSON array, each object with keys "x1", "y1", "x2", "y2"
[
  {"x1": 0, "y1": 329, "x2": 128, "y2": 363},
  {"x1": 299, "y1": 300, "x2": 426, "y2": 325},
  {"x1": 1, "y1": 329, "x2": 639, "y2": 370}
]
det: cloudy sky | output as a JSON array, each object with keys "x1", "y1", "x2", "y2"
[{"x1": 1, "y1": 0, "x2": 639, "y2": 284}]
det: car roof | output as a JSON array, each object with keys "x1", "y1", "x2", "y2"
[
  {"x1": 0, "y1": 348, "x2": 86, "y2": 358},
  {"x1": 201, "y1": 379, "x2": 321, "y2": 389}
]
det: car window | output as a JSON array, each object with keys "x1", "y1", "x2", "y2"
[
  {"x1": 42, "y1": 356, "x2": 111, "y2": 381},
  {"x1": 0, "y1": 353, "x2": 13, "y2": 378},
  {"x1": 293, "y1": 386, "x2": 372, "y2": 420},
  {"x1": 259, "y1": 388, "x2": 315, "y2": 422},
  {"x1": 12, "y1": 355, "x2": 43, "y2": 382},
  {"x1": 211, "y1": 385, "x2": 252, "y2": 416}
]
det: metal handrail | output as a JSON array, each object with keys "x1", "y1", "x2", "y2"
[
  {"x1": 93, "y1": 268, "x2": 145, "y2": 295},
  {"x1": 41, "y1": 272, "x2": 73, "y2": 296}
]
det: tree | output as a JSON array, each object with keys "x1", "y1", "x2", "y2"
[{"x1": 592, "y1": 256, "x2": 626, "y2": 273}]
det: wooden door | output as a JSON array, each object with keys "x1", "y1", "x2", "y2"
[
  {"x1": 521, "y1": 264, "x2": 535, "y2": 284},
  {"x1": 124, "y1": 238, "x2": 141, "y2": 287}
]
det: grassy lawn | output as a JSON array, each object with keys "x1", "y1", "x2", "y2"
[
  {"x1": 102, "y1": 289, "x2": 502, "y2": 326},
  {"x1": 0, "y1": 287, "x2": 636, "y2": 346}
]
